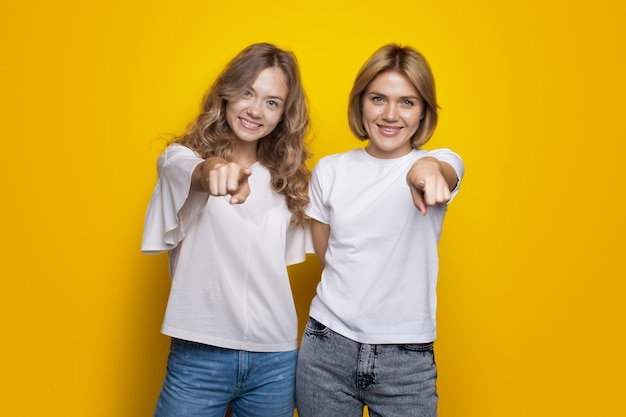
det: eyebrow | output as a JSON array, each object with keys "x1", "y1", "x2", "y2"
[
  {"x1": 266, "y1": 95, "x2": 285, "y2": 102},
  {"x1": 246, "y1": 85, "x2": 286, "y2": 102},
  {"x1": 366, "y1": 91, "x2": 420, "y2": 100}
]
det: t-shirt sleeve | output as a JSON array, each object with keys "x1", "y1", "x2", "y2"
[
  {"x1": 426, "y1": 148, "x2": 465, "y2": 201},
  {"x1": 141, "y1": 144, "x2": 208, "y2": 254},
  {"x1": 285, "y1": 221, "x2": 315, "y2": 266},
  {"x1": 305, "y1": 160, "x2": 330, "y2": 224}
]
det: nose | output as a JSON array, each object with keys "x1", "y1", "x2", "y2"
[
  {"x1": 381, "y1": 102, "x2": 399, "y2": 121},
  {"x1": 246, "y1": 98, "x2": 262, "y2": 118}
]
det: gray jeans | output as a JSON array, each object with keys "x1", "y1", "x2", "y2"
[{"x1": 296, "y1": 317, "x2": 438, "y2": 417}]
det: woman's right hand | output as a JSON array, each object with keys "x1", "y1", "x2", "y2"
[{"x1": 193, "y1": 157, "x2": 252, "y2": 204}]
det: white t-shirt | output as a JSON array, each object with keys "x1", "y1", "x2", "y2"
[
  {"x1": 142, "y1": 144, "x2": 312, "y2": 352},
  {"x1": 305, "y1": 148, "x2": 464, "y2": 344}
]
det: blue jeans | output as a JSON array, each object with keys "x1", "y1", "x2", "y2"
[
  {"x1": 155, "y1": 338, "x2": 297, "y2": 417},
  {"x1": 296, "y1": 318, "x2": 438, "y2": 417}
]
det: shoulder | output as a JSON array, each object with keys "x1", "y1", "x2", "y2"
[
  {"x1": 407, "y1": 148, "x2": 430, "y2": 163},
  {"x1": 315, "y1": 149, "x2": 364, "y2": 170},
  {"x1": 424, "y1": 147, "x2": 462, "y2": 160},
  {"x1": 422, "y1": 148, "x2": 464, "y2": 178},
  {"x1": 163, "y1": 143, "x2": 200, "y2": 159},
  {"x1": 156, "y1": 144, "x2": 203, "y2": 174},
  {"x1": 157, "y1": 143, "x2": 195, "y2": 165}
]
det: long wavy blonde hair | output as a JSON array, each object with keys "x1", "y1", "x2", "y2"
[{"x1": 176, "y1": 43, "x2": 311, "y2": 225}]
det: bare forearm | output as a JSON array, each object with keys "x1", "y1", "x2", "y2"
[
  {"x1": 311, "y1": 219, "x2": 330, "y2": 269},
  {"x1": 439, "y1": 160, "x2": 459, "y2": 191},
  {"x1": 417, "y1": 157, "x2": 458, "y2": 191},
  {"x1": 190, "y1": 160, "x2": 207, "y2": 192}
]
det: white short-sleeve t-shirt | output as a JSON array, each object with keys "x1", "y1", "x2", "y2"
[
  {"x1": 306, "y1": 148, "x2": 463, "y2": 344},
  {"x1": 142, "y1": 144, "x2": 312, "y2": 352}
]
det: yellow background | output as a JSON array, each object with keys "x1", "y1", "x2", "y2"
[{"x1": 1, "y1": 0, "x2": 624, "y2": 415}]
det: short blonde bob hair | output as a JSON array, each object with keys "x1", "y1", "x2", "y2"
[{"x1": 348, "y1": 44, "x2": 439, "y2": 148}]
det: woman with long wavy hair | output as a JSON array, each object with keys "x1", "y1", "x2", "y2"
[{"x1": 142, "y1": 43, "x2": 312, "y2": 417}]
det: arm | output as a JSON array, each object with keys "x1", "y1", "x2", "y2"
[
  {"x1": 191, "y1": 157, "x2": 252, "y2": 204},
  {"x1": 310, "y1": 219, "x2": 330, "y2": 269},
  {"x1": 407, "y1": 156, "x2": 459, "y2": 216}
]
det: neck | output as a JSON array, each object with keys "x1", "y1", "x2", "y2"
[{"x1": 233, "y1": 142, "x2": 259, "y2": 167}]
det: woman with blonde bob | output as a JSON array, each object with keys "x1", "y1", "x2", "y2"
[
  {"x1": 347, "y1": 44, "x2": 439, "y2": 150},
  {"x1": 296, "y1": 44, "x2": 465, "y2": 417},
  {"x1": 142, "y1": 43, "x2": 312, "y2": 417}
]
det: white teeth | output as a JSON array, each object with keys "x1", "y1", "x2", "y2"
[{"x1": 240, "y1": 118, "x2": 261, "y2": 128}]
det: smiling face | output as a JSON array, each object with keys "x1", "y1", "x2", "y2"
[
  {"x1": 225, "y1": 66, "x2": 288, "y2": 147},
  {"x1": 361, "y1": 70, "x2": 425, "y2": 159}
]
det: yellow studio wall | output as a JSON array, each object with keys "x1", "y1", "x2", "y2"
[{"x1": 1, "y1": 0, "x2": 625, "y2": 416}]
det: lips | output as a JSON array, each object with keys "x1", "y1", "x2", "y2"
[
  {"x1": 377, "y1": 124, "x2": 402, "y2": 136},
  {"x1": 238, "y1": 117, "x2": 262, "y2": 130}
]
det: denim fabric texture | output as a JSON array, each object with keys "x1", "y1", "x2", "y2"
[
  {"x1": 296, "y1": 318, "x2": 438, "y2": 417},
  {"x1": 155, "y1": 338, "x2": 297, "y2": 417}
]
